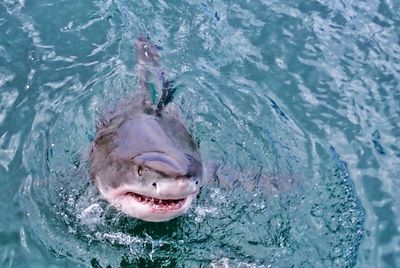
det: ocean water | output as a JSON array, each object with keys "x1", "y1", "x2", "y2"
[{"x1": 0, "y1": 0, "x2": 399, "y2": 267}]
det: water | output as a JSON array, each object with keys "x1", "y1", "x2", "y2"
[{"x1": 0, "y1": 0, "x2": 398, "y2": 267}]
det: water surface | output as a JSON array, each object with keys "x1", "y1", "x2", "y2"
[{"x1": 0, "y1": 0, "x2": 399, "y2": 267}]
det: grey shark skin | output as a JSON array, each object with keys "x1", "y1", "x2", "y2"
[{"x1": 89, "y1": 37, "x2": 203, "y2": 222}]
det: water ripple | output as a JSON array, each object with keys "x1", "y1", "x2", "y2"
[{"x1": 2, "y1": 0, "x2": 398, "y2": 267}]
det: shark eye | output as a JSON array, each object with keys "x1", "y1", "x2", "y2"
[
  {"x1": 136, "y1": 165, "x2": 150, "y2": 177},
  {"x1": 137, "y1": 166, "x2": 143, "y2": 176}
]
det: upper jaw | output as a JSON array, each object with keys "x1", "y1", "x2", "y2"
[
  {"x1": 121, "y1": 189, "x2": 196, "y2": 201},
  {"x1": 103, "y1": 184, "x2": 197, "y2": 201}
]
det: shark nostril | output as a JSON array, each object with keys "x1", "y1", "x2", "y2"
[
  {"x1": 152, "y1": 182, "x2": 157, "y2": 188},
  {"x1": 195, "y1": 181, "x2": 199, "y2": 185}
]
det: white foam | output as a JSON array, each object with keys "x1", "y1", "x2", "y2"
[{"x1": 78, "y1": 204, "x2": 104, "y2": 225}]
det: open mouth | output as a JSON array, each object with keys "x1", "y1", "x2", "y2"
[{"x1": 125, "y1": 192, "x2": 187, "y2": 211}]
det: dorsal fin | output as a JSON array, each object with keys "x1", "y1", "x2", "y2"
[
  {"x1": 156, "y1": 72, "x2": 177, "y2": 114},
  {"x1": 135, "y1": 36, "x2": 177, "y2": 112},
  {"x1": 135, "y1": 36, "x2": 161, "y2": 106}
]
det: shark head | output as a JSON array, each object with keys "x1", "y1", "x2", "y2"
[{"x1": 89, "y1": 111, "x2": 203, "y2": 222}]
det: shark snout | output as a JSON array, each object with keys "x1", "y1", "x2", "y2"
[
  {"x1": 133, "y1": 152, "x2": 201, "y2": 179},
  {"x1": 132, "y1": 152, "x2": 202, "y2": 199}
]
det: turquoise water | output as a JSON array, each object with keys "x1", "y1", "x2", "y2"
[{"x1": 0, "y1": 0, "x2": 398, "y2": 267}]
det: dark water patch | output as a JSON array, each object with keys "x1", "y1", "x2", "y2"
[{"x1": 371, "y1": 130, "x2": 385, "y2": 155}]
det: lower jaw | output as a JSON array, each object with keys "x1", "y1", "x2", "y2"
[
  {"x1": 141, "y1": 208, "x2": 190, "y2": 222},
  {"x1": 114, "y1": 195, "x2": 194, "y2": 222}
]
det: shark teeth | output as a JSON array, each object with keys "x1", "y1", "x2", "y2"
[{"x1": 125, "y1": 192, "x2": 186, "y2": 210}]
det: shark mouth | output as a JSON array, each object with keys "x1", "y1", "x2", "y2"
[
  {"x1": 124, "y1": 192, "x2": 187, "y2": 211},
  {"x1": 98, "y1": 183, "x2": 196, "y2": 221}
]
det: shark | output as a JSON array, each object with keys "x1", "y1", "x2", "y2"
[{"x1": 89, "y1": 37, "x2": 203, "y2": 222}]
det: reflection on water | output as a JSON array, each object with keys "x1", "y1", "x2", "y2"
[{"x1": 1, "y1": 0, "x2": 399, "y2": 267}]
